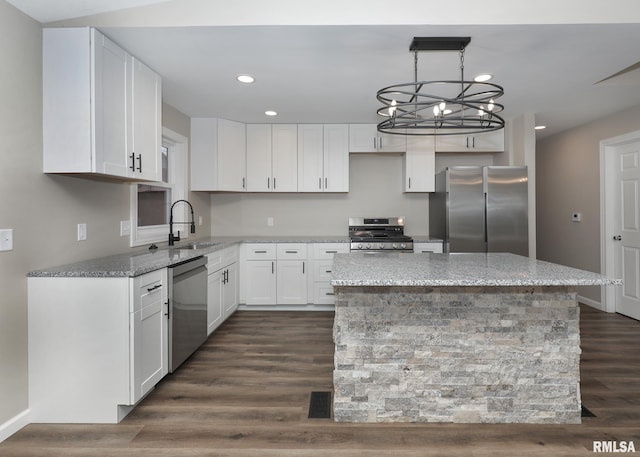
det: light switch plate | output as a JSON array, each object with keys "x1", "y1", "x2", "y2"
[
  {"x1": 0, "y1": 229, "x2": 13, "y2": 251},
  {"x1": 120, "y1": 220, "x2": 131, "y2": 236},
  {"x1": 77, "y1": 223, "x2": 87, "y2": 241}
]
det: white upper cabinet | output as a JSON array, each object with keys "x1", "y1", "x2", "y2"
[
  {"x1": 129, "y1": 57, "x2": 162, "y2": 181},
  {"x1": 298, "y1": 124, "x2": 349, "y2": 192},
  {"x1": 43, "y1": 28, "x2": 162, "y2": 181},
  {"x1": 403, "y1": 136, "x2": 435, "y2": 193},
  {"x1": 434, "y1": 130, "x2": 504, "y2": 153},
  {"x1": 246, "y1": 124, "x2": 297, "y2": 192},
  {"x1": 349, "y1": 124, "x2": 406, "y2": 153},
  {"x1": 191, "y1": 118, "x2": 247, "y2": 191}
]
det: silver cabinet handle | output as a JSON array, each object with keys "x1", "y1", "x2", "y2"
[
  {"x1": 319, "y1": 177, "x2": 322, "y2": 189},
  {"x1": 325, "y1": 177, "x2": 328, "y2": 189},
  {"x1": 267, "y1": 177, "x2": 270, "y2": 189},
  {"x1": 273, "y1": 177, "x2": 276, "y2": 189},
  {"x1": 302, "y1": 261, "x2": 305, "y2": 274},
  {"x1": 285, "y1": 250, "x2": 298, "y2": 254},
  {"x1": 326, "y1": 250, "x2": 338, "y2": 254},
  {"x1": 254, "y1": 250, "x2": 267, "y2": 254},
  {"x1": 272, "y1": 261, "x2": 274, "y2": 274},
  {"x1": 146, "y1": 284, "x2": 162, "y2": 292}
]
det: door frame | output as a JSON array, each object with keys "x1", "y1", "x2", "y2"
[{"x1": 600, "y1": 129, "x2": 640, "y2": 313}]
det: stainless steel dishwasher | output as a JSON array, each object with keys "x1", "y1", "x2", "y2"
[{"x1": 167, "y1": 255, "x2": 208, "y2": 373}]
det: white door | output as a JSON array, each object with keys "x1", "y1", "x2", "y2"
[{"x1": 614, "y1": 140, "x2": 640, "y2": 320}]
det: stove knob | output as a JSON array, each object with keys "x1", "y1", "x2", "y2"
[
  {"x1": 365, "y1": 243, "x2": 372, "y2": 250},
  {"x1": 378, "y1": 243, "x2": 385, "y2": 249},
  {"x1": 400, "y1": 243, "x2": 406, "y2": 249},
  {"x1": 357, "y1": 243, "x2": 363, "y2": 249},
  {"x1": 392, "y1": 243, "x2": 398, "y2": 249}
]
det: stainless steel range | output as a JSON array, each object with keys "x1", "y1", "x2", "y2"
[{"x1": 349, "y1": 217, "x2": 414, "y2": 253}]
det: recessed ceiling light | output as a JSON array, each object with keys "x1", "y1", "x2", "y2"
[
  {"x1": 534, "y1": 125, "x2": 546, "y2": 130},
  {"x1": 265, "y1": 110, "x2": 277, "y2": 116},
  {"x1": 474, "y1": 74, "x2": 493, "y2": 82},
  {"x1": 236, "y1": 74, "x2": 255, "y2": 84}
]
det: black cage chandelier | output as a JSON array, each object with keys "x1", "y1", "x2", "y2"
[{"x1": 376, "y1": 37, "x2": 505, "y2": 136}]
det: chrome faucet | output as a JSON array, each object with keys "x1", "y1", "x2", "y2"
[{"x1": 168, "y1": 199, "x2": 196, "y2": 246}]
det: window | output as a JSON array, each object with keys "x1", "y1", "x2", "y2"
[{"x1": 130, "y1": 128, "x2": 188, "y2": 246}]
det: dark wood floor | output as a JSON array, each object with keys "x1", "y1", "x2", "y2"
[{"x1": 2, "y1": 305, "x2": 640, "y2": 456}]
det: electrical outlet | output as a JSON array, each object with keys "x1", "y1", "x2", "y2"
[
  {"x1": 267, "y1": 217, "x2": 274, "y2": 227},
  {"x1": 198, "y1": 215, "x2": 203, "y2": 226},
  {"x1": 77, "y1": 223, "x2": 87, "y2": 241},
  {"x1": 120, "y1": 220, "x2": 131, "y2": 236},
  {"x1": 0, "y1": 229, "x2": 13, "y2": 251}
]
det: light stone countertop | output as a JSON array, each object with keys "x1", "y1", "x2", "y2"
[
  {"x1": 331, "y1": 252, "x2": 621, "y2": 287},
  {"x1": 27, "y1": 236, "x2": 352, "y2": 278}
]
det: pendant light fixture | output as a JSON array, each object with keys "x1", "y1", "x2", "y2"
[{"x1": 376, "y1": 37, "x2": 505, "y2": 136}]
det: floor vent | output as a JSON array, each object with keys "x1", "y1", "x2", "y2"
[
  {"x1": 582, "y1": 405, "x2": 596, "y2": 417},
  {"x1": 308, "y1": 391, "x2": 332, "y2": 419}
]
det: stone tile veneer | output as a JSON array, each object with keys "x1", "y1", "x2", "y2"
[{"x1": 333, "y1": 285, "x2": 581, "y2": 424}]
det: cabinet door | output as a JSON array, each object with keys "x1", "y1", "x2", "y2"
[
  {"x1": 404, "y1": 136, "x2": 435, "y2": 192},
  {"x1": 271, "y1": 124, "x2": 298, "y2": 192},
  {"x1": 245, "y1": 260, "x2": 277, "y2": 305},
  {"x1": 93, "y1": 30, "x2": 129, "y2": 177},
  {"x1": 190, "y1": 118, "x2": 218, "y2": 191},
  {"x1": 218, "y1": 119, "x2": 247, "y2": 191},
  {"x1": 207, "y1": 269, "x2": 223, "y2": 335},
  {"x1": 413, "y1": 242, "x2": 444, "y2": 253},
  {"x1": 323, "y1": 124, "x2": 349, "y2": 192},
  {"x1": 435, "y1": 130, "x2": 504, "y2": 152},
  {"x1": 130, "y1": 269, "x2": 168, "y2": 404},
  {"x1": 378, "y1": 132, "x2": 406, "y2": 152},
  {"x1": 130, "y1": 57, "x2": 162, "y2": 182},
  {"x1": 297, "y1": 124, "x2": 324, "y2": 192},
  {"x1": 223, "y1": 262, "x2": 239, "y2": 318},
  {"x1": 349, "y1": 124, "x2": 377, "y2": 152},
  {"x1": 246, "y1": 124, "x2": 272, "y2": 192},
  {"x1": 276, "y1": 260, "x2": 307, "y2": 304}
]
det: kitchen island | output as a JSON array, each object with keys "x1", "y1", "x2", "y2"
[{"x1": 330, "y1": 252, "x2": 620, "y2": 424}]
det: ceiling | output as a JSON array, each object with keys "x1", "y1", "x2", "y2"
[{"x1": 7, "y1": 0, "x2": 640, "y2": 139}]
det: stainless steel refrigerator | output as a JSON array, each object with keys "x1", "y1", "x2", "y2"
[{"x1": 429, "y1": 166, "x2": 529, "y2": 256}]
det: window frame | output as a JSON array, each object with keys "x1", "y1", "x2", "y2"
[{"x1": 129, "y1": 127, "x2": 188, "y2": 247}]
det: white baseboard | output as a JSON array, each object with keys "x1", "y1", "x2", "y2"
[
  {"x1": 0, "y1": 409, "x2": 30, "y2": 443},
  {"x1": 237, "y1": 304, "x2": 335, "y2": 312},
  {"x1": 578, "y1": 294, "x2": 605, "y2": 311}
]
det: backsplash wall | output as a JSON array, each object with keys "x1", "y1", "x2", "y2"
[{"x1": 210, "y1": 154, "x2": 429, "y2": 236}]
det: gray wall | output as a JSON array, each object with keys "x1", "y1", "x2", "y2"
[
  {"x1": 0, "y1": 1, "x2": 199, "y2": 430},
  {"x1": 537, "y1": 103, "x2": 640, "y2": 304}
]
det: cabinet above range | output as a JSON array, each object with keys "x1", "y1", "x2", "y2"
[{"x1": 42, "y1": 28, "x2": 162, "y2": 181}]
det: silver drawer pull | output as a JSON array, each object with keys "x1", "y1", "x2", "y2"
[
  {"x1": 146, "y1": 284, "x2": 162, "y2": 292},
  {"x1": 254, "y1": 250, "x2": 268, "y2": 254},
  {"x1": 285, "y1": 250, "x2": 298, "y2": 254},
  {"x1": 326, "y1": 292, "x2": 335, "y2": 296},
  {"x1": 325, "y1": 270, "x2": 332, "y2": 273},
  {"x1": 326, "y1": 250, "x2": 338, "y2": 254}
]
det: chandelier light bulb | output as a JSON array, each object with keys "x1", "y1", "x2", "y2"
[
  {"x1": 433, "y1": 105, "x2": 440, "y2": 116},
  {"x1": 439, "y1": 101, "x2": 446, "y2": 111},
  {"x1": 478, "y1": 107, "x2": 485, "y2": 116},
  {"x1": 389, "y1": 99, "x2": 397, "y2": 116},
  {"x1": 488, "y1": 99, "x2": 495, "y2": 111}
]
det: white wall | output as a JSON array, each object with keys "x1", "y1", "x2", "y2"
[
  {"x1": 0, "y1": 1, "x2": 200, "y2": 438},
  {"x1": 537, "y1": 103, "x2": 640, "y2": 305}
]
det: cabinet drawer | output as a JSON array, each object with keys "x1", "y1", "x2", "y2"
[
  {"x1": 413, "y1": 242, "x2": 444, "y2": 254},
  {"x1": 312, "y1": 243, "x2": 349, "y2": 259},
  {"x1": 313, "y1": 283, "x2": 336, "y2": 305},
  {"x1": 313, "y1": 260, "x2": 335, "y2": 281},
  {"x1": 276, "y1": 243, "x2": 307, "y2": 259},
  {"x1": 245, "y1": 243, "x2": 276, "y2": 260},
  {"x1": 132, "y1": 269, "x2": 165, "y2": 312},
  {"x1": 222, "y1": 246, "x2": 239, "y2": 264}
]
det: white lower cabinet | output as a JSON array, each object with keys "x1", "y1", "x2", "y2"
[
  {"x1": 28, "y1": 269, "x2": 169, "y2": 423},
  {"x1": 309, "y1": 243, "x2": 349, "y2": 304},
  {"x1": 243, "y1": 243, "x2": 278, "y2": 305},
  {"x1": 242, "y1": 243, "x2": 309, "y2": 306},
  {"x1": 206, "y1": 247, "x2": 239, "y2": 334},
  {"x1": 276, "y1": 244, "x2": 308, "y2": 304}
]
